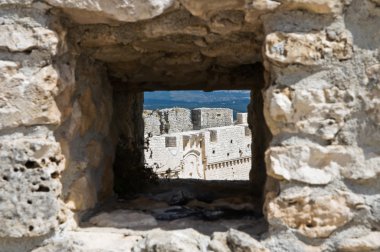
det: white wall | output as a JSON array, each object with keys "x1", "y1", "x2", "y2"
[{"x1": 144, "y1": 124, "x2": 251, "y2": 180}]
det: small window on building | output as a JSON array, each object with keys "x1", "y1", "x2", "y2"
[
  {"x1": 210, "y1": 130, "x2": 218, "y2": 142},
  {"x1": 165, "y1": 136, "x2": 177, "y2": 147},
  {"x1": 244, "y1": 126, "x2": 251, "y2": 136}
]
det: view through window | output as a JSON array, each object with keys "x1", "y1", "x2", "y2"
[{"x1": 143, "y1": 90, "x2": 251, "y2": 181}]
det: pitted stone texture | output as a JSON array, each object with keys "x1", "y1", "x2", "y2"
[
  {"x1": 0, "y1": 138, "x2": 63, "y2": 237},
  {"x1": 266, "y1": 189, "x2": 354, "y2": 238},
  {"x1": 0, "y1": 61, "x2": 61, "y2": 130},
  {"x1": 45, "y1": 0, "x2": 175, "y2": 24},
  {"x1": 265, "y1": 31, "x2": 353, "y2": 66}
]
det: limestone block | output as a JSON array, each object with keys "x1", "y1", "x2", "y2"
[
  {"x1": 208, "y1": 232, "x2": 230, "y2": 252},
  {"x1": 66, "y1": 175, "x2": 97, "y2": 211},
  {"x1": 264, "y1": 84, "x2": 351, "y2": 139},
  {"x1": 0, "y1": 138, "x2": 64, "y2": 237},
  {"x1": 227, "y1": 229, "x2": 269, "y2": 252},
  {"x1": 265, "y1": 145, "x2": 354, "y2": 185},
  {"x1": 265, "y1": 31, "x2": 353, "y2": 66},
  {"x1": 266, "y1": 144, "x2": 380, "y2": 184},
  {"x1": 281, "y1": 0, "x2": 344, "y2": 14},
  {"x1": 252, "y1": 0, "x2": 281, "y2": 11},
  {"x1": 45, "y1": 0, "x2": 175, "y2": 23},
  {"x1": 0, "y1": 23, "x2": 58, "y2": 53},
  {"x1": 337, "y1": 232, "x2": 380, "y2": 252},
  {"x1": 180, "y1": 0, "x2": 245, "y2": 18},
  {"x1": 339, "y1": 147, "x2": 380, "y2": 181},
  {"x1": 251, "y1": 0, "x2": 344, "y2": 13},
  {"x1": 133, "y1": 228, "x2": 210, "y2": 252},
  {"x1": 0, "y1": 61, "x2": 61, "y2": 130},
  {"x1": 89, "y1": 209, "x2": 157, "y2": 229},
  {"x1": 266, "y1": 189, "x2": 354, "y2": 238}
]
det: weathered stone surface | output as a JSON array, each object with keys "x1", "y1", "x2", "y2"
[
  {"x1": 89, "y1": 210, "x2": 158, "y2": 229},
  {"x1": 266, "y1": 145, "x2": 353, "y2": 184},
  {"x1": 0, "y1": 61, "x2": 61, "y2": 130},
  {"x1": 208, "y1": 229, "x2": 269, "y2": 252},
  {"x1": 280, "y1": 0, "x2": 344, "y2": 14},
  {"x1": 337, "y1": 232, "x2": 380, "y2": 252},
  {"x1": 208, "y1": 232, "x2": 230, "y2": 252},
  {"x1": 132, "y1": 228, "x2": 210, "y2": 252},
  {"x1": 227, "y1": 229, "x2": 269, "y2": 252},
  {"x1": 45, "y1": 0, "x2": 175, "y2": 23},
  {"x1": 0, "y1": 0, "x2": 33, "y2": 5},
  {"x1": 0, "y1": 138, "x2": 63, "y2": 237},
  {"x1": 65, "y1": 175, "x2": 97, "y2": 211},
  {"x1": 264, "y1": 79, "x2": 351, "y2": 139},
  {"x1": 0, "y1": 23, "x2": 58, "y2": 53},
  {"x1": 179, "y1": 0, "x2": 245, "y2": 19},
  {"x1": 266, "y1": 189, "x2": 354, "y2": 238},
  {"x1": 265, "y1": 31, "x2": 353, "y2": 66},
  {"x1": 1, "y1": 0, "x2": 380, "y2": 250},
  {"x1": 252, "y1": 0, "x2": 344, "y2": 13}
]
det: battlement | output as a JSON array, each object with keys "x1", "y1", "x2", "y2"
[{"x1": 144, "y1": 107, "x2": 247, "y2": 136}]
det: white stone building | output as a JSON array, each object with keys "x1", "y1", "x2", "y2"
[{"x1": 144, "y1": 113, "x2": 251, "y2": 180}]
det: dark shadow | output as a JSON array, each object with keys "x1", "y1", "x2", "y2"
[{"x1": 81, "y1": 179, "x2": 267, "y2": 237}]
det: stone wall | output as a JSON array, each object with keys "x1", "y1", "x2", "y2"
[
  {"x1": 192, "y1": 108, "x2": 233, "y2": 130},
  {"x1": 144, "y1": 107, "x2": 234, "y2": 135},
  {"x1": 261, "y1": 1, "x2": 380, "y2": 250},
  {"x1": 1, "y1": 0, "x2": 380, "y2": 251}
]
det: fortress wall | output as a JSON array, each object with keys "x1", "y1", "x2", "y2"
[
  {"x1": 192, "y1": 108, "x2": 233, "y2": 130},
  {"x1": 143, "y1": 110, "x2": 161, "y2": 136},
  {"x1": 145, "y1": 134, "x2": 185, "y2": 175},
  {"x1": 144, "y1": 108, "x2": 235, "y2": 136},
  {"x1": 205, "y1": 125, "x2": 251, "y2": 164},
  {"x1": 205, "y1": 157, "x2": 251, "y2": 181},
  {"x1": 145, "y1": 125, "x2": 251, "y2": 180},
  {"x1": 158, "y1": 108, "x2": 193, "y2": 134}
]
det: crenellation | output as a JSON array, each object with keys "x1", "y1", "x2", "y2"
[{"x1": 144, "y1": 107, "x2": 235, "y2": 136}]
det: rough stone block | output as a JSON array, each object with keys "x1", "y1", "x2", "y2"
[
  {"x1": 0, "y1": 23, "x2": 58, "y2": 53},
  {"x1": 192, "y1": 108, "x2": 233, "y2": 130},
  {"x1": 0, "y1": 138, "x2": 63, "y2": 237},
  {"x1": 266, "y1": 189, "x2": 354, "y2": 238},
  {"x1": 45, "y1": 0, "x2": 175, "y2": 23},
  {"x1": 266, "y1": 145, "x2": 353, "y2": 185},
  {"x1": 265, "y1": 31, "x2": 353, "y2": 66},
  {"x1": 337, "y1": 232, "x2": 380, "y2": 252},
  {"x1": 0, "y1": 61, "x2": 61, "y2": 130}
]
